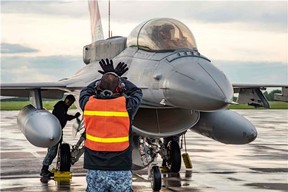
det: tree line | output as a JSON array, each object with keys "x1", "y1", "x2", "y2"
[{"x1": 263, "y1": 89, "x2": 282, "y2": 101}]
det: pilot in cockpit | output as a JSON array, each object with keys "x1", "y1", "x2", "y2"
[{"x1": 152, "y1": 24, "x2": 187, "y2": 50}]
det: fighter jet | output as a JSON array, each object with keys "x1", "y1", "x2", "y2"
[{"x1": 1, "y1": 1, "x2": 287, "y2": 191}]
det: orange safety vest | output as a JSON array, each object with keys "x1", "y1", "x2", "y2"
[{"x1": 84, "y1": 96, "x2": 130, "y2": 152}]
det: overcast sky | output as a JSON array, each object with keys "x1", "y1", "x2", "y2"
[{"x1": 1, "y1": 0, "x2": 287, "y2": 84}]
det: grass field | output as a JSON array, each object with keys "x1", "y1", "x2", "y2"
[
  {"x1": 0, "y1": 100, "x2": 77, "y2": 111},
  {"x1": 228, "y1": 101, "x2": 288, "y2": 109},
  {"x1": 0, "y1": 100, "x2": 287, "y2": 110}
]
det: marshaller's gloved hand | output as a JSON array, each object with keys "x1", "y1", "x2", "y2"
[
  {"x1": 98, "y1": 59, "x2": 115, "y2": 74},
  {"x1": 98, "y1": 58, "x2": 129, "y2": 76},
  {"x1": 115, "y1": 62, "x2": 128, "y2": 76}
]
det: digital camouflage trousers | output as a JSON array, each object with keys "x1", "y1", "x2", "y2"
[{"x1": 86, "y1": 169, "x2": 133, "y2": 192}]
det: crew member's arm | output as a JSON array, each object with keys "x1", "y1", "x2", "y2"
[
  {"x1": 65, "y1": 113, "x2": 79, "y2": 121},
  {"x1": 79, "y1": 80, "x2": 98, "y2": 111},
  {"x1": 122, "y1": 78, "x2": 143, "y2": 120},
  {"x1": 54, "y1": 102, "x2": 79, "y2": 121}
]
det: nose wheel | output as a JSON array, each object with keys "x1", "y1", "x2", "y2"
[
  {"x1": 151, "y1": 166, "x2": 161, "y2": 191},
  {"x1": 164, "y1": 140, "x2": 181, "y2": 173}
]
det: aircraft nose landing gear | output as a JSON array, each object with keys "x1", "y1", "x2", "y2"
[
  {"x1": 137, "y1": 137, "x2": 162, "y2": 191},
  {"x1": 136, "y1": 135, "x2": 183, "y2": 191}
]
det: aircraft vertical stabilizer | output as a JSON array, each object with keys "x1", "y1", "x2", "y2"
[{"x1": 88, "y1": 0, "x2": 104, "y2": 42}]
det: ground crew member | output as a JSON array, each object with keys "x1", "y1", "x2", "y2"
[
  {"x1": 40, "y1": 94, "x2": 80, "y2": 177},
  {"x1": 79, "y1": 59, "x2": 143, "y2": 192}
]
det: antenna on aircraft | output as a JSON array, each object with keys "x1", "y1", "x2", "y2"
[{"x1": 108, "y1": 0, "x2": 111, "y2": 38}]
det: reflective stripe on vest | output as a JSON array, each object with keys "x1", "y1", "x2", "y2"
[
  {"x1": 84, "y1": 110, "x2": 128, "y2": 117},
  {"x1": 84, "y1": 96, "x2": 130, "y2": 152}
]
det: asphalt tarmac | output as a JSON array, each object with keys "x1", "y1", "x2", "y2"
[{"x1": 0, "y1": 110, "x2": 287, "y2": 192}]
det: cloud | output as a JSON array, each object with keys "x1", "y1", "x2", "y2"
[
  {"x1": 2, "y1": 1, "x2": 286, "y2": 32},
  {"x1": 1, "y1": 1, "x2": 88, "y2": 18},
  {"x1": 1, "y1": 55, "x2": 84, "y2": 83},
  {"x1": 186, "y1": 1, "x2": 286, "y2": 23},
  {"x1": 1, "y1": 0, "x2": 286, "y2": 86},
  {"x1": 1, "y1": 43, "x2": 39, "y2": 54},
  {"x1": 109, "y1": 1, "x2": 287, "y2": 32}
]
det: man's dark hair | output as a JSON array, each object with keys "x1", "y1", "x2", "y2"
[
  {"x1": 65, "y1": 94, "x2": 75, "y2": 102},
  {"x1": 99, "y1": 73, "x2": 120, "y2": 92}
]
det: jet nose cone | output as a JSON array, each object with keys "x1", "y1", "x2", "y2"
[{"x1": 163, "y1": 59, "x2": 233, "y2": 111}]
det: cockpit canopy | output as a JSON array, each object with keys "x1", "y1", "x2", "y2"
[{"x1": 127, "y1": 18, "x2": 197, "y2": 51}]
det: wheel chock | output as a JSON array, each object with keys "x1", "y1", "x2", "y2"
[
  {"x1": 54, "y1": 171, "x2": 72, "y2": 179},
  {"x1": 160, "y1": 166, "x2": 169, "y2": 173},
  {"x1": 182, "y1": 153, "x2": 192, "y2": 169}
]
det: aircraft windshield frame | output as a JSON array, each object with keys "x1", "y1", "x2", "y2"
[{"x1": 127, "y1": 18, "x2": 197, "y2": 51}]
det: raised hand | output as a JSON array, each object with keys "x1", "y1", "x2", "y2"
[
  {"x1": 115, "y1": 62, "x2": 128, "y2": 76},
  {"x1": 98, "y1": 58, "x2": 115, "y2": 74}
]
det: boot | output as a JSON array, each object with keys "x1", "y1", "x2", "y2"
[{"x1": 40, "y1": 165, "x2": 54, "y2": 177}]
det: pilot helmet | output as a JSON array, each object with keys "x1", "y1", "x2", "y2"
[
  {"x1": 160, "y1": 24, "x2": 174, "y2": 33},
  {"x1": 159, "y1": 24, "x2": 175, "y2": 37}
]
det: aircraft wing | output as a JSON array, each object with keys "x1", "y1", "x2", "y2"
[
  {"x1": 233, "y1": 83, "x2": 288, "y2": 89},
  {"x1": 0, "y1": 82, "x2": 72, "y2": 99},
  {"x1": 232, "y1": 83, "x2": 288, "y2": 108}
]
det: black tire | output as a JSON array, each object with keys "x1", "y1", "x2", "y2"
[
  {"x1": 59, "y1": 143, "x2": 71, "y2": 172},
  {"x1": 151, "y1": 166, "x2": 161, "y2": 191},
  {"x1": 166, "y1": 140, "x2": 181, "y2": 173}
]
